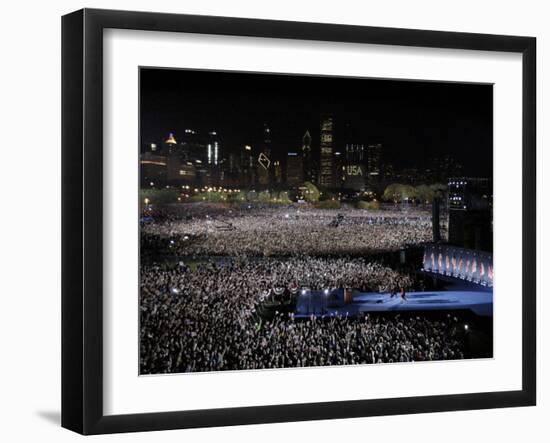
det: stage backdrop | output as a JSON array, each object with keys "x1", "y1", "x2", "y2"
[{"x1": 422, "y1": 243, "x2": 493, "y2": 287}]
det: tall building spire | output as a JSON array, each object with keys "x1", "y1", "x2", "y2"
[
  {"x1": 165, "y1": 132, "x2": 177, "y2": 144},
  {"x1": 302, "y1": 130, "x2": 312, "y2": 150},
  {"x1": 302, "y1": 130, "x2": 314, "y2": 183},
  {"x1": 319, "y1": 114, "x2": 334, "y2": 188},
  {"x1": 164, "y1": 132, "x2": 178, "y2": 155}
]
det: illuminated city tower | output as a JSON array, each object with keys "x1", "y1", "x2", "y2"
[
  {"x1": 207, "y1": 131, "x2": 219, "y2": 166},
  {"x1": 240, "y1": 144, "x2": 255, "y2": 187},
  {"x1": 302, "y1": 130, "x2": 315, "y2": 183},
  {"x1": 319, "y1": 114, "x2": 334, "y2": 188},
  {"x1": 366, "y1": 143, "x2": 382, "y2": 188},
  {"x1": 164, "y1": 132, "x2": 178, "y2": 155},
  {"x1": 258, "y1": 123, "x2": 273, "y2": 187}
]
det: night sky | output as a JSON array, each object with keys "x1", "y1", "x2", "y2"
[{"x1": 140, "y1": 68, "x2": 493, "y2": 177}]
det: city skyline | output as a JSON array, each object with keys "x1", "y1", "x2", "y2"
[
  {"x1": 138, "y1": 68, "x2": 495, "y2": 378},
  {"x1": 140, "y1": 68, "x2": 493, "y2": 177}
]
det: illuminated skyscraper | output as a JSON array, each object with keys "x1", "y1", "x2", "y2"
[
  {"x1": 302, "y1": 130, "x2": 316, "y2": 183},
  {"x1": 448, "y1": 177, "x2": 493, "y2": 251},
  {"x1": 258, "y1": 123, "x2": 273, "y2": 187},
  {"x1": 367, "y1": 143, "x2": 382, "y2": 178},
  {"x1": 319, "y1": 114, "x2": 334, "y2": 187},
  {"x1": 342, "y1": 143, "x2": 366, "y2": 191},
  {"x1": 345, "y1": 143, "x2": 365, "y2": 163},
  {"x1": 240, "y1": 144, "x2": 255, "y2": 187},
  {"x1": 207, "y1": 131, "x2": 219, "y2": 166},
  {"x1": 164, "y1": 132, "x2": 178, "y2": 155}
]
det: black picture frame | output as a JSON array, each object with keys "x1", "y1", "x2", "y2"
[{"x1": 62, "y1": 8, "x2": 536, "y2": 435}]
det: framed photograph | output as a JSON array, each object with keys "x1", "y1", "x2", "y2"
[{"x1": 62, "y1": 8, "x2": 536, "y2": 435}]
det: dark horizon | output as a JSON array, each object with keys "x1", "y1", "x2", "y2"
[{"x1": 140, "y1": 68, "x2": 493, "y2": 177}]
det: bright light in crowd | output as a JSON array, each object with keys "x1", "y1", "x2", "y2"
[
  {"x1": 464, "y1": 324, "x2": 469, "y2": 331},
  {"x1": 324, "y1": 289, "x2": 329, "y2": 295},
  {"x1": 285, "y1": 214, "x2": 289, "y2": 218}
]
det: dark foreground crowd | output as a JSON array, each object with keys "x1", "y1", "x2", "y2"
[{"x1": 140, "y1": 257, "x2": 473, "y2": 374}]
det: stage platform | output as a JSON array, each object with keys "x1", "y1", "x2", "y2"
[{"x1": 295, "y1": 288, "x2": 493, "y2": 318}]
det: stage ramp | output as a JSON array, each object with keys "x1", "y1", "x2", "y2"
[{"x1": 295, "y1": 288, "x2": 493, "y2": 318}]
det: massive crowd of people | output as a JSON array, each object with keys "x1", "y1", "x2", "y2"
[
  {"x1": 141, "y1": 204, "x2": 445, "y2": 257},
  {"x1": 140, "y1": 259, "x2": 469, "y2": 373},
  {"x1": 139, "y1": 202, "x2": 481, "y2": 374}
]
